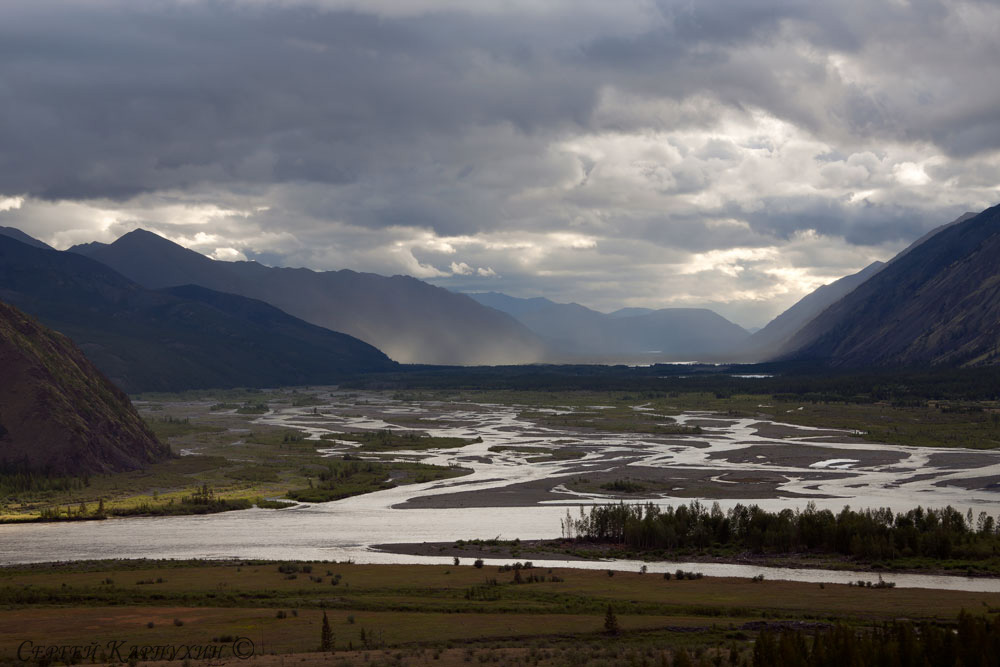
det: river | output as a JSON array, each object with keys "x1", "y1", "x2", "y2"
[{"x1": 2, "y1": 391, "x2": 999, "y2": 592}]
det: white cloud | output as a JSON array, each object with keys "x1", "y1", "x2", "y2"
[
  {"x1": 450, "y1": 261, "x2": 473, "y2": 275},
  {"x1": 0, "y1": 195, "x2": 24, "y2": 212},
  {"x1": 210, "y1": 247, "x2": 248, "y2": 262}
]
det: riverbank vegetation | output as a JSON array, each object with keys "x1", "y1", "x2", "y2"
[
  {"x1": 321, "y1": 429, "x2": 481, "y2": 451},
  {"x1": 286, "y1": 457, "x2": 467, "y2": 502},
  {"x1": 553, "y1": 502, "x2": 1000, "y2": 574}
]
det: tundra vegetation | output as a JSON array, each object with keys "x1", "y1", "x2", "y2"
[{"x1": 1, "y1": 559, "x2": 998, "y2": 666}]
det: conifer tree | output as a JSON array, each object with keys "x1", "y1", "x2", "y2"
[
  {"x1": 603, "y1": 604, "x2": 619, "y2": 635},
  {"x1": 320, "y1": 611, "x2": 332, "y2": 651}
]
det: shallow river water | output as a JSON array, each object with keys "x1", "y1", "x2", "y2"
[{"x1": 3, "y1": 392, "x2": 999, "y2": 591}]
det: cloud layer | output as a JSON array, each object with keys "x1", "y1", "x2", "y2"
[{"x1": 2, "y1": 0, "x2": 998, "y2": 326}]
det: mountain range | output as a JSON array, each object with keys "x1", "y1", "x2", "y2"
[
  {"x1": 70, "y1": 230, "x2": 544, "y2": 366},
  {"x1": 0, "y1": 299, "x2": 168, "y2": 475},
  {"x1": 468, "y1": 292, "x2": 750, "y2": 363},
  {"x1": 0, "y1": 234, "x2": 397, "y2": 392},
  {"x1": 3, "y1": 202, "x2": 998, "y2": 375}
]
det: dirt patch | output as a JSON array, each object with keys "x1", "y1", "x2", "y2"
[
  {"x1": 934, "y1": 475, "x2": 1000, "y2": 491},
  {"x1": 749, "y1": 422, "x2": 859, "y2": 440},
  {"x1": 927, "y1": 452, "x2": 1000, "y2": 469},
  {"x1": 684, "y1": 419, "x2": 738, "y2": 428},
  {"x1": 395, "y1": 465, "x2": 844, "y2": 509},
  {"x1": 707, "y1": 444, "x2": 907, "y2": 468},
  {"x1": 372, "y1": 540, "x2": 592, "y2": 562}
]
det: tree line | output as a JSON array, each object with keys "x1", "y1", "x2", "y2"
[
  {"x1": 347, "y1": 363, "x2": 1000, "y2": 401},
  {"x1": 562, "y1": 501, "x2": 1000, "y2": 561},
  {"x1": 753, "y1": 612, "x2": 1000, "y2": 667}
]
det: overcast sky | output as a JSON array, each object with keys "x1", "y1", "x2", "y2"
[{"x1": 2, "y1": 0, "x2": 998, "y2": 327}]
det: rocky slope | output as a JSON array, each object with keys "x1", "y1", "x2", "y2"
[{"x1": 0, "y1": 300, "x2": 168, "y2": 476}]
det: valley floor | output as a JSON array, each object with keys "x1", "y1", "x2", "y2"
[{"x1": 2, "y1": 560, "x2": 997, "y2": 666}]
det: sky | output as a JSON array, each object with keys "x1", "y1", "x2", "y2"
[{"x1": 1, "y1": 0, "x2": 998, "y2": 328}]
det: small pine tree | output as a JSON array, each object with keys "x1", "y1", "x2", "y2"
[
  {"x1": 320, "y1": 611, "x2": 332, "y2": 651},
  {"x1": 604, "y1": 603, "x2": 620, "y2": 635}
]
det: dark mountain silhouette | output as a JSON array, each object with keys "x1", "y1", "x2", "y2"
[
  {"x1": 778, "y1": 204, "x2": 1000, "y2": 367},
  {"x1": 0, "y1": 299, "x2": 169, "y2": 475},
  {"x1": 0, "y1": 235, "x2": 397, "y2": 392},
  {"x1": 72, "y1": 230, "x2": 545, "y2": 365},
  {"x1": 888, "y1": 211, "x2": 978, "y2": 265},
  {"x1": 0, "y1": 226, "x2": 51, "y2": 250},
  {"x1": 467, "y1": 292, "x2": 748, "y2": 362},
  {"x1": 738, "y1": 261, "x2": 886, "y2": 361}
]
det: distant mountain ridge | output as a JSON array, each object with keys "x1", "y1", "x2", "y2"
[
  {"x1": 0, "y1": 299, "x2": 169, "y2": 475},
  {"x1": 0, "y1": 234, "x2": 397, "y2": 392},
  {"x1": 778, "y1": 204, "x2": 1000, "y2": 367},
  {"x1": 72, "y1": 230, "x2": 545, "y2": 365},
  {"x1": 467, "y1": 292, "x2": 748, "y2": 362}
]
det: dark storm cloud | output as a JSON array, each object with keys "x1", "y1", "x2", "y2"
[
  {"x1": 728, "y1": 197, "x2": 950, "y2": 246},
  {"x1": 2, "y1": 0, "x2": 997, "y2": 202},
  {"x1": 0, "y1": 2, "x2": 601, "y2": 201},
  {"x1": 1, "y1": 0, "x2": 998, "y2": 326}
]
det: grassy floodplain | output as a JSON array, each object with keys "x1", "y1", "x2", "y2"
[
  {"x1": 440, "y1": 387, "x2": 1000, "y2": 450},
  {"x1": 0, "y1": 387, "x2": 470, "y2": 523},
  {"x1": 2, "y1": 559, "x2": 999, "y2": 666},
  {"x1": 3, "y1": 381, "x2": 1000, "y2": 521},
  {"x1": 3, "y1": 378, "x2": 1000, "y2": 663}
]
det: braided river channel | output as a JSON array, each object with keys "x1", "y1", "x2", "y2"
[{"x1": 4, "y1": 390, "x2": 1000, "y2": 591}]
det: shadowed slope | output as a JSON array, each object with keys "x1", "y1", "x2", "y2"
[
  {"x1": 74, "y1": 230, "x2": 545, "y2": 365},
  {"x1": 0, "y1": 300, "x2": 168, "y2": 475},
  {"x1": 779, "y1": 204, "x2": 1000, "y2": 367},
  {"x1": 0, "y1": 235, "x2": 397, "y2": 392}
]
